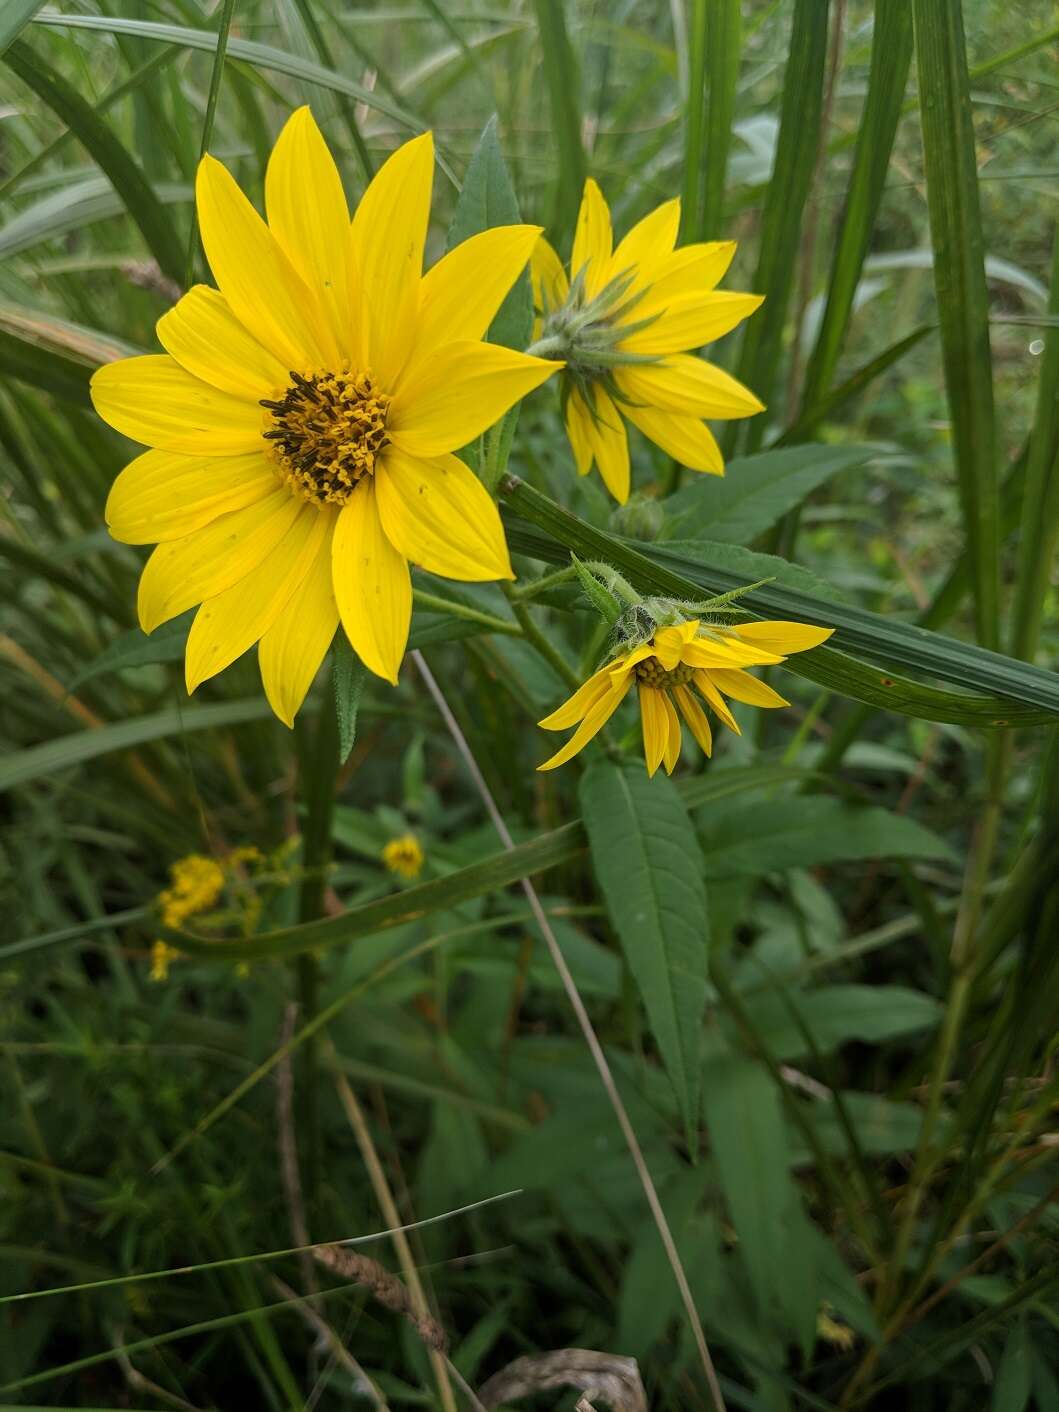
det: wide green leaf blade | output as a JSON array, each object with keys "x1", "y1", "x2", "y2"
[
  {"x1": 580, "y1": 759, "x2": 709, "y2": 1139},
  {"x1": 532, "y1": 0, "x2": 585, "y2": 234}
]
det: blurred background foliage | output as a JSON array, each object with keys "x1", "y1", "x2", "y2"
[{"x1": 2, "y1": 0, "x2": 1059, "y2": 1408}]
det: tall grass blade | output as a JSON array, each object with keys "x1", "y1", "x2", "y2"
[{"x1": 532, "y1": 0, "x2": 585, "y2": 234}]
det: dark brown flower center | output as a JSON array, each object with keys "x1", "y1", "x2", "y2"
[
  {"x1": 633, "y1": 657, "x2": 695, "y2": 688},
  {"x1": 261, "y1": 369, "x2": 391, "y2": 507}
]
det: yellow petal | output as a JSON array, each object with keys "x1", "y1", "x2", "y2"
[
  {"x1": 259, "y1": 533, "x2": 339, "y2": 726},
  {"x1": 652, "y1": 624, "x2": 691, "y2": 671},
  {"x1": 388, "y1": 341, "x2": 561, "y2": 457},
  {"x1": 635, "y1": 241, "x2": 737, "y2": 309},
  {"x1": 265, "y1": 106, "x2": 352, "y2": 358},
  {"x1": 196, "y1": 153, "x2": 334, "y2": 371},
  {"x1": 564, "y1": 387, "x2": 595, "y2": 475},
  {"x1": 137, "y1": 488, "x2": 304, "y2": 632},
  {"x1": 157, "y1": 286, "x2": 289, "y2": 401},
  {"x1": 416, "y1": 224, "x2": 543, "y2": 356},
  {"x1": 661, "y1": 691, "x2": 682, "y2": 774},
  {"x1": 571, "y1": 178, "x2": 613, "y2": 298},
  {"x1": 693, "y1": 670, "x2": 741, "y2": 734},
  {"x1": 531, "y1": 234, "x2": 569, "y2": 315},
  {"x1": 91, "y1": 355, "x2": 265, "y2": 454},
  {"x1": 731, "y1": 621, "x2": 834, "y2": 655},
  {"x1": 618, "y1": 355, "x2": 765, "y2": 420},
  {"x1": 623, "y1": 291, "x2": 764, "y2": 356},
  {"x1": 375, "y1": 447, "x2": 513, "y2": 582},
  {"x1": 622, "y1": 400, "x2": 724, "y2": 474},
  {"x1": 617, "y1": 644, "x2": 655, "y2": 674},
  {"x1": 584, "y1": 390, "x2": 630, "y2": 503},
  {"x1": 349, "y1": 132, "x2": 434, "y2": 385},
  {"x1": 684, "y1": 634, "x2": 784, "y2": 668},
  {"x1": 332, "y1": 482, "x2": 411, "y2": 684},
  {"x1": 185, "y1": 506, "x2": 330, "y2": 693},
  {"x1": 537, "y1": 674, "x2": 631, "y2": 771},
  {"x1": 708, "y1": 667, "x2": 790, "y2": 709},
  {"x1": 538, "y1": 662, "x2": 617, "y2": 730},
  {"x1": 609, "y1": 198, "x2": 681, "y2": 286},
  {"x1": 673, "y1": 684, "x2": 713, "y2": 757},
  {"x1": 639, "y1": 684, "x2": 669, "y2": 777},
  {"x1": 106, "y1": 449, "x2": 277, "y2": 544}
]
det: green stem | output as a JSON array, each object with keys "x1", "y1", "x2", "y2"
[
  {"x1": 184, "y1": 0, "x2": 237, "y2": 287},
  {"x1": 293, "y1": 698, "x2": 339, "y2": 1207},
  {"x1": 411, "y1": 588, "x2": 520, "y2": 636},
  {"x1": 502, "y1": 583, "x2": 582, "y2": 690},
  {"x1": 510, "y1": 564, "x2": 577, "y2": 601}
]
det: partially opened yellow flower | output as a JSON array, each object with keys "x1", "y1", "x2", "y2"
[
  {"x1": 538, "y1": 618, "x2": 833, "y2": 776},
  {"x1": 93, "y1": 108, "x2": 561, "y2": 724},
  {"x1": 530, "y1": 180, "x2": 764, "y2": 503},
  {"x1": 382, "y1": 833, "x2": 424, "y2": 880}
]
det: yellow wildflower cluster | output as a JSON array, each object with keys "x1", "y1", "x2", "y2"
[
  {"x1": 382, "y1": 834, "x2": 424, "y2": 880},
  {"x1": 150, "y1": 846, "x2": 266, "y2": 982}
]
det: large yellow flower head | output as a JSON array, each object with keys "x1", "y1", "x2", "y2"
[
  {"x1": 531, "y1": 179, "x2": 765, "y2": 504},
  {"x1": 538, "y1": 617, "x2": 833, "y2": 776},
  {"x1": 93, "y1": 108, "x2": 561, "y2": 724}
]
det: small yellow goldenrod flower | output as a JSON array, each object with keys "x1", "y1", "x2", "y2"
[
  {"x1": 94, "y1": 107, "x2": 562, "y2": 723},
  {"x1": 382, "y1": 834, "x2": 424, "y2": 880},
  {"x1": 530, "y1": 179, "x2": 764, "y2": 503},
  {"x1": 538, "y1": 618, "x2": 833, "y2": 776},
  {"x1": 157, "y1": 854, "x2": 226, "y2": 929},
  {"x1": 150, "y1": 940, "x2": 178, "y2": 983},
  {"x1": 816, "y1": 1303, "x2": 856, "y2": 1351}
]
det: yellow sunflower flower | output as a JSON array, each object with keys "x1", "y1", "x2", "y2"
[
  {"x1": 382, "y1": 833, "x2": 424, "y2": 879},
  {"x1": 537, "y1": 618, "x2": 833, "y2": 776},
  {"x1": 93, "y1": 108, "x2": 561, "y2": 724},
  {"x1": 530, "y1": 179, "x2": 764, "y2": 503}
]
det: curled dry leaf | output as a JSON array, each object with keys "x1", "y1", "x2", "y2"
[{"x1": 478, "y1": 1348, "x2": 648, "y2": 1412}]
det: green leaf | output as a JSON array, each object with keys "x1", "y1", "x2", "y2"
[
  {"x1": 698, "y1": 798, "x2": 954, "y2": 878},
  {"x1": 732, "y1": 0, "x2": 829, "y2": 449},
  {"x1": 571, "y1": 554, "x2": 621, "y2": 626},
  {"x1": 4, "y1": 40, "x2": 185, "y2": 285},
  {"x1": 801, "y1": 0, "x2": 914, "y2": 409},
  {"x1": 702, "y1": 1049, "x2": 816, "y2": 1341},
  {"x1": 532, "y1": 0, "x2": 585, "y2": 234},
  {"x1": 993, "y1": 1321, "x2": 1032, "y2": 1412},
  {"x1": 68, "y1": 615, "x2": 192, "y2": 690},
  {"x1": 0, "y1": 175, "x2": 190, "y2": 260},
  {"x1": 0, "y1": 700, "x2": 272, "y2": 792},
  {"x1": 912, "y1": 0, "x2": 999, "y2": 646},
  {"x1": 332, "y1": 634, "x2": 367, "y2": 764},
  {"x1": 0, "y1": 0, "x2": 44, "y2": 56},
  {"x1": 580, "y1": 759, "x2": 709, "y2": 1140},
  {"x1": 447, "y1": 115, "x2": 532, "y2": 352},
  {"x1": 501, "y1": 477, "x2": 1059, "y2": 723},
  {"x1": 738, "y1": 985, "x2": 942, "y2": 1060},
  {"x1": 663, "y1": 445, "x2": 874, "y2": 545},
  {"x1": 0, "y1": 304, "x2": 138, "y2": 404},
  {"x1": 659, "y1": 539, "x2": 844, "y2": 605},
  {"x1": 683, "y1": 0, "x2": 741, "y2": 242}
]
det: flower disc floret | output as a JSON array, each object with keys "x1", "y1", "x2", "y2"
[{"x1": 262, "y1": 369, "x2": 391, "y2": 506}]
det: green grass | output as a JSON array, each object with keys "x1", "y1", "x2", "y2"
[{"x1": 3, "y1": 2, "x2": 1059, "y2": 1408}]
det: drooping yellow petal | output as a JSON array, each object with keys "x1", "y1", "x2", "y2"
[
  {"x1": 137, "y1": 489, "x2": 304, "y2": 632},
  {"x1": 375, "y1": 447, "x2": 513, "y2": 582},
  {"x1": 106, "y1": 449, "x2": 277, "y2": 544},
  {"x1": 683, "y1": 634, "x2": 784, "y2": 668},
  {"x1": 608, "y1": 198, "x2": 681, "y2": 286},
  {"x1": 539, "y1": 662, "x2": 623, "y2": 730},
  {"x1": 623, "y1": 291, "x2": 764, "y2": 356},
  {"x1": 196, "y1": 153, "x2": 336, "y2": 370},
  {"x1": 264, "y1": 106, "x2": 352, "y2": 357},
  {"x1": 617, "y1": 355, "x2": 765, "y2": 420},
  {"x1": 91, "y1": 355, "x2": 265, "y2": 454},
  {"x1": 157, "y1": 286, "x2": 289, "y2": 401},
  {"x1": 673, "y1": 684, "x2": 713, "y2": 757},
  {"x1": 531, "y1": 234, "x2": 569, "y2": 316},
  {"x1": 185, "y1": 506, "x2": 330, "y2": 693},
  {"x1": 349, "y1": 132, "x2": 434, "y2": 385},
  {"x1": 652, "y1": 622, "x2": 697, "y2": 671},
  {"x1": 622, "y1": 400, "x2": 724, "y2": 474},
  {"x1": 661, "y1": 691, "x2": 682, "y2": 774},
  {"x1": 388, "y1": 341, "x2": 561, "y2": 457},
  {"x1": 693, "y1": 670, "x2": 741, "y2": 735},
  {"x1": 536, "y1": 674, "x2": 631, "y2": 772},
  {"x1": 415, "y1": 225, "x2": 543, "y2": 356},
  {"x1": 259, "y1": 532, "x2": 339, "y2": 727},
  {"x1": 332, "y1": 482, "x2": 411, "y2": 684},
  {"x1": 584, "y1": 390, "x2": 630, "y2": 503},
  {"x1": 731, "y1": 621, "x2": 834, "y2": 655},
  {"x1": 571, "y1": 178, "x2": 613, "y2": 298},
  {"x1": 639, "y1": 684, "x2": 670, "y2": 777},
  {"x1": 564, "y1": 387, "x2": 595, "y2": 475},
  {"x1": 708, "y1": 667, "x2": 790, "y2": 709}
]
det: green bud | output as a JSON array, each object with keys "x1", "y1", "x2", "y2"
[{"x1": 609, "y1": 492, "x2": 664, "y2": 542}]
